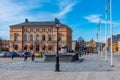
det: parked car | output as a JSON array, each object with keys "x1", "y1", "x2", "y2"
[
  {"x1": 9, "y1": 52, "x2": 20, "y2": 57},
  {"x1": 19, "y1": 52, "x2": 31, "y2": 57},
  {"x1": 16, "y1": 52, "x2": 24, "y2": 57},
  {"x1": 0, "y1": 52, "x2": 6, "y2": 57},
  {"x1": 0, "y1": 52, "x2": 11, "y2": 57},
  {"x1": 34, "y1": 53, "x2": 40, "y2": 58}
]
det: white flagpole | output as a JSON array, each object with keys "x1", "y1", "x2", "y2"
[
  {"x1": 100, "y1": 23, "x2": 102, "y2": 57},
  {"x1": 105, "y1": 15, "x2": 107, "y2": 61},
  {"x1": 105, "y1": 5, "x2": 108, "y2": 61},
  {"x1": 98, "y1": 21, "x2": 101, "y2": 55},
  {"x1": 110, "y1": 0, "x2": 113, "y2": 66}
]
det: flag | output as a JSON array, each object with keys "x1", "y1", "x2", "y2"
[
  {"x1": 96, "y1": 33, "x2": 98, "y2": 39},
  {"x1": 105, "y1": 5, "x2": 108, "y2": 13},
  {"x1": 98, "y1": 20, "x2": 101, "y2": 31},
  {"x1": 105, "y1": 5, "x2": 108, "y2": 19}
]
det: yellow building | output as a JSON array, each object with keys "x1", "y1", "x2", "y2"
[
  {"x1": 9, "y1": 19, "x2": 72, "y2": 53},
  {"x1": 86, "y1": 39, "x2": 96, "y2": 53},
  {"x1": 113, "y1": 43, "x2": 118, "y2": 53}
]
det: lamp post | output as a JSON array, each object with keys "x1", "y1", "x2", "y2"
[
  {"x1": 22, "y1": 26, "x2": 24, "y2": 51},
  {"x1": 55, "y1": 18, "x2": 60, "y2": 71}
]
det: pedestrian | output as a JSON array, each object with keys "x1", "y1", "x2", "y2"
[
  {"x1": 87, "y1": 49, "x2": 89, "y2": 55},
  {"x1": 11, "y1": 52, "x2": 14, "y2": 60},
  {"x1": 24, "y1": 50, "x2": 28, "y2": 62},
  {"x1": 31, "y1": 50, "x2": 35, "y2": 61},
  {"x1": 40, "y1": 51, "x2": 43, "y2": 58},
  {"x1": 84, "y1": 49, "x2": 87, "y2": 55}
]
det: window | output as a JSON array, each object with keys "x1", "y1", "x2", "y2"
[
  {"x1": 36, "y1": 34, "x2": 40, "y2": 41},
  {"x1": 36, "y1": 29, "x2": 40, "y2": 32},
  {"x1": 30, "y1": 29, "x2": 34, "y2": 32},
  {"x1": 13, "y1": 44, "x2": 18, "y2": 50},
  {"x1": 48, "y1": 45, "x2": 52, "y2": 51},
  {"x1": 42, "y1": 28, "x2": 46, "y2": 32},
  {"x1": 24, "y1": 34, "x2": 27, "y2": 41},
  {"x1": 24, "y1": 29, "x2": 27, "y2": 32},
  {"x1": 24, "y1": 45, "x2": 27, "y2": 50},
  {"x1": 48, "y1": 29, "x2": 52, "y2": 32},
  {"x1": 30, "y1": 45, "x2": 33, "y2": 50},
  {"x1": 36, "y1": 45, "x2": 39, "y2": 51},
  {"x1": 42, "y1": 34, "x2": 45, "y2": 41},
  {"x1": 48, "y1": 34, "x2": 52, "y2": 41},
  {"x1": 30, "y1": 34, "x2": 33, "y2": 41},
  {"x1": 14, "y1": 34, "x2": 18, "y2": 41}
]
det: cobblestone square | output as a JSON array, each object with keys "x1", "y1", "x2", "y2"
[{"x1": 0, "y1": 54, "x2": 113, "y2": 72}]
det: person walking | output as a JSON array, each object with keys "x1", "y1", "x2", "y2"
[
  {"x1": 31, "y1": 50, "x2": 35, "y2": 61},
  {"x1": 11, "y1": 52, "x2": 15, "y2": 60},
  {"x1": 24, "y1": 50, "x2": 28, "y2": 62}
]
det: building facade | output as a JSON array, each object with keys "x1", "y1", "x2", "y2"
[
  {"x1": 107, "y1": 34, "x2": 120, "y2": 53},
  {"x1": 9, "y1": 19, "x2": 72, "y2": 53},
  {"x1": 72, "y1": 41, "x2": 76, "y2": 52},
  {"x1": 118, "y1": 41, "x2": 120, "y2": 53},
  {"x1": 86, "y1": 39, "x2": 96, "y2": 53}
]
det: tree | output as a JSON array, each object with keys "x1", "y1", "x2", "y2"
[
  {"x1": 75, "y1": 40, "x2": 79, "y2": 53},
  {"x1": 78, "y1": 37, "x2": 86, "y2": 52}
]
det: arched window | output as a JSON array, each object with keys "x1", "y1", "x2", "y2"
[
  {"x1": 42, "y1": 34, "x2": 45, "y2": 41},
  {"x1": 24, "y1": 45, "x2": 27, "y2": 50},
  {"x1": 30, "y1": 34, "x2": 33, "y2": 41},
  {"x1": 48, "y1": 34, "x2": 52, "y2": 41},
  {"x1": 30, "y1": 45, "x2": 33, "y2": 50},
  {"x1": 36, "y1": 34, "x2": 40, "y2": 41},
  {"x1": 24, "y1": 34, "x2": 27, "y2": 41},
  {"x1": 36, "y1": 45, "x2": 39, "y2": 51},
  {"x1": 13, "y1": 44, "x2": 18, "y2": 50},
  {"x1": 14, "y1": 34, "x2": 18, "y2": 41}
]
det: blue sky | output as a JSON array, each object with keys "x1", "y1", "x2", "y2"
[{"x1": 0, "y1": 0, "x2": 120, "y2": 42}]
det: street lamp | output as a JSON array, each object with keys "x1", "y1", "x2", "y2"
[{"x1": 55, "y1": 18, "x2": 60, "y2": 71}]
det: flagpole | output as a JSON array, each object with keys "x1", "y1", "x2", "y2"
[
  {"x1": 105, "y1": 13, "x2": 107, "y2": 61},
  {"x1": 98, "y1": 20, "x2": 101, "y2": 55},
  {"x1": 100, "y1": 23, "x2": 102, "y2": 57},
  {"x1": 105, "y1": 5, "x2": 108, "y2": 61},
  {"x1": 110, "y1": 0, "x2": 113, "y2": 66}
]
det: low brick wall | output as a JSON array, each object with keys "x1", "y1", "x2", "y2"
[{"x1": 44, "y1": 53, "x2": 78, "y2": 61}]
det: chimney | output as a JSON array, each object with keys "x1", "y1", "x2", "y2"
[{"x1": 25, "y1": 18, "x2": 28, "y2": 23}]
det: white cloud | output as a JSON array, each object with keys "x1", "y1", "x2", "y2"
[
  {"x1": 55, "y1": 0, "x2": 79, "y2": 18},
  {"x1": 84, "y1": 14, "x2": 120, "y2": 26},
  {"x1": 84, "y1": 14, "x2": 105, "y2": 24}
]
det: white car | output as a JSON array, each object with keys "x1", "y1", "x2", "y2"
[{"x1": 0, "y1": 52, "x2": 7, "y2": 57}]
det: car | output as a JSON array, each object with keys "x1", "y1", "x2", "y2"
[
  {"x1": 0, "y1": 51, "x2": 10, "y2": 57},
  {"x1": 34, "y1": 53, "x2": 40, "y2": 58},
  {"x1": 16, "y1": 52, "x2": 24, "y2": 57},
  {"x1": 0, "y1": 52, "x2": 6, "y2": 57},
  {"x1": 9, "y1": 52, "x2": 20, "y2": 57}
]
